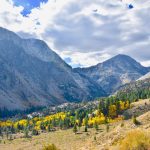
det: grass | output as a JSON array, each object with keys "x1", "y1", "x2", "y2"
[
  {"x1": 0, "y1": 102, "x2": 150, "y2": 150},
  {"x1": 43, "y1": 144, "x2": 60, "y2": 150},
  {"x1": 0, "y1": 127, "x2": 100, "y2": 150},
  {"x1": 119, "y1": 129, "x2": 150, "y2": 150},
  {"x1": 0, "y1": 122, "x2": 137, "y2": 150}
]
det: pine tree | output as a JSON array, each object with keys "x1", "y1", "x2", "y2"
[
  {"x1": 64, "y1": 117, "x2": 70, "y2": 129},
  {"x1": 73, "y1": 124, "x2": 77, "y2": 134},
  {"x1": 40, "y1": 122, "x2": 46, "y2": 131},
  {"x1": 48, "y1": 124, "x2": 51, "y2": 132},
  {"x1": 78, "y1": 119, "x2": 82, "y2": 131},
  {"x1": 59, "y1": 120, "x2": 63, "y2": 129},
  {"x1": 106, "y1": 124, "x2": 109, "y2": 133},
  {"x1": 52, "y1": 119, "x2": 57, "y2": 127},
  {"x1": 24, "y1": 128, "x2": 29, "y2": 138},
  {"x1": 0, "y1": 126, "x2": 2, "y2": 137},
  {"x1": 104, "y1": 116, "x2": 108, "y2": 124},
  {"x1": 98, "y1": 101, "x2": 102, "y2": 113},
  {"x1": 10, "y1": 125, "x2": 15, "y2": 134},
  {"x1": 17, "y1": 123, "x2": 21, "y2": 131},
  {"x1": 6, "y1": 128, "x2": 9, "y2": 140},
  {"x1": 94, "y1": 123, "x2": 99, "y2": 131},
  {"x1": 85, "y1": 126, "x2": 88, "y2": 132},
  {"x1": 132, "y1": 115, "x2": 140, "y2": 125},
  {"x1": 32, "y1": 129, "x2": 39, "y2": 135}
]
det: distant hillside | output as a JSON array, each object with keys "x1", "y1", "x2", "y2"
[
  {"x1": 116, "y1": 77, "x2": 150, "y2": 101},
  {"x1": 123, "y1": 99, "x2": 150, "y2": 119},
  {"x1": 75, "y1": 54, "x2": 150, "y2": 94}
]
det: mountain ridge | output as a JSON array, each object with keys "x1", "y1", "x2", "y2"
[
  {"x1": 74, "y1": 54, "x2": 150, "y2": 94},
  {"x1": 0, "y1": 27, "x2": 105, "y2": 110},
  {"x1": 0, "y1": 27, "x2": 149, "y2": 110}
]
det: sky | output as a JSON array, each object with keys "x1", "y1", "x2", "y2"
[{"x1": 0, "y1": 0, "x2": 150, "y2": 68}]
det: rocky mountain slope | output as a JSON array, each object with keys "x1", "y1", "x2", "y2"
[
  {"x1": 0, "y1": 27, "x2": 105, "y2": 110},
  {"x1": 75, "y1": 54, "x2": 150, "y2": 94},
  {"x1": 0, "y1": 27, "x2": 149, "y2": 111},
  {"x1": 116, "y1": 75, "x2": 150, "y2": 100},
  {"x1": 137, "y1": 71, "x2": 150, "y2": 81},
  {"x1": 123, "y1": 99, "x2": 150, "y2": 119}
]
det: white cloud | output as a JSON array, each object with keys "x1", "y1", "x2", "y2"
[
  {"x1": 141, "y1": 60, "x2": 150, "y2": 67},
  {"x1": 0, "y1": 0, "x2": 150, "y2": 67},
  {"x1": 61, "y1": 51, "x2": 112, "y2": 67}
]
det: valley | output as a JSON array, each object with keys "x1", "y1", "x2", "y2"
[
  {"x1": 0, "y1": 99, "x2": 150, "y2": 150},
  {"x1": 0, "y1": 0, "x2": 150, "y2": 149},
  {"x1": 0, "y1": 28, "x2": 150, "y2": 150},
  {"x1": 0, "y1": 27, "x2": 150, "y2": 111}
]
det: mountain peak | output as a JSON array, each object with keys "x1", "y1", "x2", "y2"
[
  {"x1": 107, "y1": 54, "x2": 135, "y2": 62},
  {"x1": 116, "y1": 54, "x2": 129, "y2": 57},
  {"x1": 113, "y1": 54, "x2": 131, "y2": 58},
  {"x1": 75, "y1": 54, "x2": 149, "y2": 94},
  {"x1": 101, "y1": 54, "x2": 141, "y2": 68},
  {"x1": 0, "y1": 27, "x2": 68, "y2": 67}
]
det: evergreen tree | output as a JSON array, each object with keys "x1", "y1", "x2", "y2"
[
  {"x1": 106, "y1": 124, "x2": 109, "y2": 133},
  {"x1": 6, "y1": 128, "x2": 9, "y2": 140},
  {"x1": 73, "y1": 124, "x2": 78, "y2": 134},
  {"x1": 59, "y1": 120, "x2": 63, "y2": 129},
  {"x1": 85, "y1": 126, "x2": 88, "y2": 132},
  {"x1": 52, "y1": 118, "x2": 57, "y2": 127},
  {"x1": 48, "y1": 124, "x2": 51, "y2": 132},
  {"x1": 24, "y1": 128, "x2": 29, "y2": 138},
  {"x1": 10, "y1": 125, "x2": 15, "y2": 134},
  {"x1": 78, "y1": 119, "x2": 82, "y2": 131},
  {"x1": 0, "y1": 126, "x2": 2, "y2": 137},
  {"x1": 94, "y1": 123, "x2": 99, "y2": 131},
  {"x1": 98, "y1": 101, "x2": 102, "y2": 113},
  {"x1": 64, "y1": 117, "x2": 70, "y2": 129},
  {"x1": 132, "y1": 115, "x2": 140, "y2": 125},
  {"x1": 32, "y1": 129, "x2": 39, "y2": 135},
  {"x1": 40, "y1": 122, "x2": 46, "y2": 131}
]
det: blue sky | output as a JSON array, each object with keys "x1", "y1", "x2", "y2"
[
  {"x1": 12, "y1": 0, "x2": 48, "y2": 16},
  {"x1": 0, "y1": 0, "x2": 150, "y2": 67}
]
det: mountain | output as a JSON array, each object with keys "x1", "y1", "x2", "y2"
[
  {"x1": 75, "y1": 54, "x2": 150, "y2": 94},
  {"x1": 116, "y1": 76, "x2": 150, "y2": 101},
  {"x1": 0, "y1": 27, "x2": 105, "y2": 110}
]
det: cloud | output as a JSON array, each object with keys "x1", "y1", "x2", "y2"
[{"x1": 0, "y1": 0, "x2": 150, "y2": 67}]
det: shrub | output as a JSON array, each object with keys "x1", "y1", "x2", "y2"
[
  {"x1": 85, "y1": 126, "x2": 88, "y2": 132},
  {"x1": 106, "y1": 124, "x2": 109, "y2": 132},
  {"x1": 43, "y1": 144, "x2": 60, "y2": 150},
  {"x1": 32, "y1": 129, "x2": 39, "y2": 136},
  {"x1": 132, "y1": 116, "x2": 140, "y2": 125},
  {"x1": 73, "y1": 124, "x2": 77, "y2": 134},
  {"x1": 120, "y1": 122, "x2": 124, "y2": 127},
  {"x1": 94, "y1": 123, "x2": 99, "y2": 131},
  {"x1": 120, "y1": 129, "x2": 150, "y2": 150},
  {"x1": 24, "y1": 128, "x2": 29, "y2": 138}
]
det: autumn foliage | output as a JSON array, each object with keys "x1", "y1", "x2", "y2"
[{"x1": 0, "y1": 99, "x2": 130, "y2": 138}]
